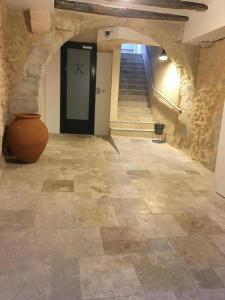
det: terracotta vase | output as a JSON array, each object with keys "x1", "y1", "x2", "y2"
[{"x1": 7, "y1": 113, "x2": 48, "y2": 163}]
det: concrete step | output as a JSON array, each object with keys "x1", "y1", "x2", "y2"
[
  {"x1": 120, "y1": 78, "x2": 147, "y2": 84},
  {"x1": 120, "y1": 83, "x2": 148, "y2": 90},
  {"x1": 111, "y1": 120, "x2": 155, "y2": 130},
  {"x1": 121, "y1": 64, "x2": 145, "y2": 70},
  {"x1": 120, "y1": 74, "x2": 147, "y2": 80},
  {"x1": 118, "y1": 94, "x2": 148, "y2": 102},
  {"x1": 119, "y1": 100, "x2": 149, "y2": 108},
  {"x1": 118, "y1": 113, "x2": 153, "y2": 122},
  {"x1": 120, "y1": 76, "x2": 146, "y2": 82},
  {"x1": 118, "y1": 106, "x2": 152, "y2": 115},
  {"x1": 120, "y1": 68, "x2": 145, "y2": 74},
  {"x1": 121, "y1": 53, "x2": 143, "y2": 59},
  {"x1": 111, "y1": 127, "x2": 154, "y2": 138},
  {"x1": 120, "y1": 70, "x2": 146, "y2": 75},
  {"x1": 121, "y1": 59, "x2": 144, "y2": 64},
  {"x1": 120, "y1": 89, "x2": 148, "y2": 95}
]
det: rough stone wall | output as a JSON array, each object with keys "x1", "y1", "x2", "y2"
[
  {"x1": 7, "y1": 10, "x2": 197, "y2": 126},
  {"x1": 0, "y1": 0, "x2": 9, "y2": 152},
  {"x1": 189, "y1": 40, "x2": 225, "y2": 170},
  {"x1": 4, "y1": 9, "x2": 47, "y2": 122},
  {"x1": 2, "y1": 9, "x2": 201, "y2": 166}
]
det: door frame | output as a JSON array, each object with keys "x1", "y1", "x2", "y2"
[{"x1": 60, "y1": 41, "x2": 97, "y2": 134}]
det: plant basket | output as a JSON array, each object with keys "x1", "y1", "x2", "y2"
[{"x1": 154, "y1": 122, "x2": 165, "y2": 135}]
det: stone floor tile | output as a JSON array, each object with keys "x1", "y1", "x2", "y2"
[
  {"x1": 170, "y1": 235, "x2": 225, "y2": 268},
  {"x1": 110, "y1": 185, "x2": 141, "y2": 198},
  {"x1": 175, "y1": 289, "x2": 225, "y2": 300},
  {"x1": 210, "y1": 234, "x2": 225, "y2": 254},
  {"x1": 75, "y1": 200, "x2": 119, "y2": 227},
  {"x1": 80, "y1": 255, "x2": 143, "y2": 298},
  {"x1": 1, "y1": 135, "x2": 223, "y2": 297},
  {"x1": 206, "y1": 208, "x2": 225, "y2": 230},
  {"x1": 144, "y1": 291, "x2": 177, "y2": 300},
  {"x1": 144, "y1": 191, "x2": 198, "y2": 214},
  {"x1": 116, "y1": 295, "x2": 144, "y2": 300},
  {"x1": 36, "y1": 228, "x2": 104, "y2": 258},
  {"x1": 0, "y1": 252, "x2": 50, "y2": 299},
  {"x1": 50, "y1": 256, "x2": 81, "y2": 300},
  {"x1": 0, "y1": 192, "x2": 38, "y2": 209},
  {"x1": 111, "y1": 198, "x2": 150, "y2": 225},
  {"x1": 130, "y1": 253, "x2": 196, "y2": 292},
  {"x1": 149, "y1": 238, "x2": 174, "y2": 254},
  {"x1": 111, "y1": 197, "x2": 149, "y2": 212},
  {"x1": 184, "y1": 170, "x2": 200, "y2": 175},
  {"x1": 173, "y1": 213, "x2": 224, "y2": 235},
  {"x1": 34, "y1": 194, "x2": 77, "y2": 230},
  {"x1": 191, "y1": 269, "x2": 225, "y2": 289},
  {"x1": 214, "y1": 267, "x2": 225, "y2": 285},
  {"x1": 126, "y1": 170, "x2": 153, "y2": 180},
  {"x1": 100, "y1": 227, "x2": 150, "y2": 254},
  {"x1": 128, "y1": 214, "x2": 187, "y2": 238},
  {"x1": 0, "y1": 209, "x2": 34, "y2": 230},
  {"x1": 42, "y1": 180, "x2": 74, "y2": 192}
]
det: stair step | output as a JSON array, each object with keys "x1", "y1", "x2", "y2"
[
  {"x1": 121, "y1": 53, "x2": 143, "y2": 59},
  {"x1": 118, "y1": 112, "x2": 152, "y2": 116},
  {"x1": 120, "y1": 89, "x2": 148, "y2": 95},
  {"x1": 121, "y1": 64, "x2": 145, "y2": 69},
  {"x1": 120, "y1": 84, "x2": 147, "y2": 91},
  {"x1": 119, "y1": 94, "x2": 148, "y2": 101},
  {"x1": 120, "y1": 78, "x2": 147, "y2": 84},
  {"x1": 111, "y1": 127, "x2": 154, "y2": 138},
  {"x1": 119, "y1": 100, "x2": 148, "y2": 108},
  {"x1": 120, "y1": 74, "x2": 147, "y2": 80},
  {"x1": 111, "y1": 120, "x2": 154, "y2": 130},
  {"x1": 121, "y1": 68, "x2": 145, "y2": 73},
  {"x1": 118, "y1": 113, "x2": 153, "y2": 122},
  {"x1": 121, "y1": 70, "x2": 146, "y2": 74},
  {"x1": 118, "y1": 106, "x2": 152, "y2": 115},
  {"x1": 121, "y1": 59, "x2": 144, "y2": 64}
]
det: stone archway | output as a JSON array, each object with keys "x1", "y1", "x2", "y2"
[{"x1": 7, "y1": 10, "x2": 197, "y2": 151}]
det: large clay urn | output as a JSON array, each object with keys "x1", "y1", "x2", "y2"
[{"x1": 7, "y1": 113, "x2": 48, "y2": 163}]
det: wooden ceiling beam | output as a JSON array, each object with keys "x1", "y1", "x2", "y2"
[
  {"x1": 55, "y1": 0, "x2": 189, "y2": 22},
  {"x1": 106, "y1": 0, "x2": 208, "y2": 12}
]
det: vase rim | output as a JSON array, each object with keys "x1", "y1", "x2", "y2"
[{"x1": 15, "y1": 113, "x2": 41, "y2": 119}]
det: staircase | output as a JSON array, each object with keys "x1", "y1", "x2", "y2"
[{"x1": 110, "y1": 52, "x2": 155, "y2": 138}]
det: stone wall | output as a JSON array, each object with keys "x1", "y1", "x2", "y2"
[
  {"x1": 189, "y1": 39, "x2": 225, "y2": 170},
  {"x1": 1, "y1": 8, "x2": 201, "y2": 166},
  {"x1": 7, "y1": 10, "x2": 197, "y2": 130},
  {"x1": 0, "y1": 0, "x2": 9, "y2": 153}
]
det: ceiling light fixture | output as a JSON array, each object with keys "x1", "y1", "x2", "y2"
[{"x1": 159, "y1": 49, "x2": 168, "y2": 61}]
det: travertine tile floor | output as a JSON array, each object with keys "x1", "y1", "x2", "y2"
[{"x1": 1, "y1": 134, "x2": 225, "y2": 299}]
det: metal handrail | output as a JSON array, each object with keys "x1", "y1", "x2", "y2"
[
  {"x1": 153, "y1": 87, "x2": 182, "y2": 114},
  {"x1": 143, "y1": 45, "x2": 182, "y2": 114}
]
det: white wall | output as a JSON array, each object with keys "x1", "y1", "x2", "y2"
[
  {"x1": 215, "y1": 105, "x2": 225, "y2": 198},
  {"x1": 95, "y1": 52, "x2": 112, "y2": 136},
  {"x1": 110, "y1": 47, "x2": 121, "y2": 121},
  {"x1": 151, "y1": 48, "x2": 181, "y2": 105},
  {"x1": 97, "y1": 26, "x2": 158, "y2": 47},
  {"x1": 183, "y1": 0, "x2": 225, "y2": 44},
  {"x1": 42, "y1": 49, "x2": 112, "y2": 135}
]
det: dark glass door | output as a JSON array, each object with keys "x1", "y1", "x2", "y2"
[{"x1": 60, "y1": 42, "x2": 97, "y2": 134}]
